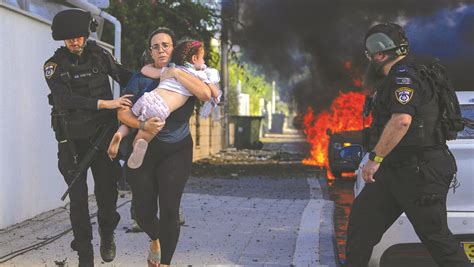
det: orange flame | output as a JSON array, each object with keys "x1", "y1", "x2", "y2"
[
  {"x1": 303, "y1": 60, "x2": 373, "y2": 179},
  {"x1": 303, "y1": 91, "x2": 372, "y2": 179}
]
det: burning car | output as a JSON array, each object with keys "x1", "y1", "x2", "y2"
[
  {"x1": 302, "y1": 91, "x2": 371, "y2": 179},
  {"x1": 328, "y1": 130, "x2": 364, "y2": 178},
  {"x1": 350, "y1": 91, "x2": 474, "y2": 266}
]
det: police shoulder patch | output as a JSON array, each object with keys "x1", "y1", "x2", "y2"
[
  {"x1": 395, "y1": 87, "x2": 414, "y2": 105},
  {"x1": 44, "y1": 62, "x2": 57, "y2": 79}
]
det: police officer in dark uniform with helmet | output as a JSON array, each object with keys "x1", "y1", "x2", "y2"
[
  {"x1": 44, "y1": 9, "x2": 133, "y2": 266},
  {"x1": 345, "y1": 23, "x2": 470, "y2": 266}
]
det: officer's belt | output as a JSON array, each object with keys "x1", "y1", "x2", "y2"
[
  {"x1": 415, "y1": 149, "x2": 450, "y2": 162},
  {"x1": 386, "y1": 149, "x2": 449, "y2": 168},
  {"x1": 54, "y1": 109, "x2": 114, "y2": 122}
]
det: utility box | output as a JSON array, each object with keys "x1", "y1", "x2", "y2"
[
  {"x1": 270, "y1": 113, "x2": 285, "y2": 134},
  {"x1": 231, "y1": 116, "x2": 264, "y2": 149}
]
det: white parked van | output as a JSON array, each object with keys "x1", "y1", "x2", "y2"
[{"x1": 353, "y1": 91, "x2": 474, "y2": 266}]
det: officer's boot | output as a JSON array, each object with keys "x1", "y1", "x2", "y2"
[
  {"x1": 72, "y1": 240, "x2": 94, "y2": 267},
  {"x1": 77, "y1": 245, "x2": 94, "y2": 267},
  {"x1": 98, "y1": 228, "x2": 116, "y2": 262},
  {"x1": 78, "y1": 252, "x2": 94, "y2": 267}
]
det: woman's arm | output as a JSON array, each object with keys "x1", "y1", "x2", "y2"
[
  {"x1": 208, "y1": 83, "x2": 221, "y2": 98},
  {"x1": 141, "y1": 64, "x2": 162, "y2": 79},
  {"x1": 117, "y1": 107, "x2": 164, "y2": 135},
  {"x1": 117, "y1": 107, "x2": 140, "y2": 129},
  {"x1": 161, "y1": 68, "x2": 212, "y2": 101}
]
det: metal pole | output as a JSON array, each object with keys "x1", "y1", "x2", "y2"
[
  {"x1": 272, "y1": 80, "x2": 276, "y2": 114},
  {"x1": 99, "y1": 11, "x2": 122, "y2": 98},
  {"x1": 221, "y1": 0, "x2": 231, "y2": 148}
]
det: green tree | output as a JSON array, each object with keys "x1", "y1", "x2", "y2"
[
  {"x1": 103, "y1": 0, "x2": 219, "y2": 70},
  {"x1": 228, "y1": 58, "x2": 273, "y2": 116}
]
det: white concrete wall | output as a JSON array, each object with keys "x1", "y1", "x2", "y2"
[{"x1": 0, "y1": 5, "x2": 97, "y2": 228}]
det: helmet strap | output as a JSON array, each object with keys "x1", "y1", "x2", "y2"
[
  {"x1": 65, "y1": 38, "x2": 88, "y2": 55},
  {"x1": 369, "y1": 52, "x2": 395, "y2": 75},
  {"x1": 77, "y1": 39, "x2": 87, "y2": 55}
]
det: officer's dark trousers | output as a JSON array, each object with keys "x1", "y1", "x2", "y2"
[
  {"x1": 58, "y1": 139, "x2": 121, "y2": 254},
  {"x1": 126, "y1": 134, "x2": 193, "y2": 265},
  {"x1": 345, "y1": 150, "x2": 470, "y2": 266}
]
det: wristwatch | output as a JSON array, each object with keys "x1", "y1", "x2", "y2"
[
  {"x1": 368, "y1": 151, "x2": 384, "y2": 163},
  {"x1": 139, "y1": 121, "x2": 146, "y2": 131}
]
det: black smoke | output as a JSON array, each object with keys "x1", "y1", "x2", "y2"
[{"x1": 227, "y1": 0, "x2": 474, "y2": 116}]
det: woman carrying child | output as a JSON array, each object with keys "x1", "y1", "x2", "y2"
[{"x1": 114, "y1": 28, "x2": 217, "y2": 266}]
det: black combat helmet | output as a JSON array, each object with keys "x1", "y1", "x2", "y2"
[
  {"x1": 364, "y1": 23, "x2": 409, "y2": 57},
  {"x1": 51, "y1": 9, "x2": 97, "y2": 40}
]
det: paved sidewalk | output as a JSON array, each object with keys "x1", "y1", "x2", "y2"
[{"x1": 0, "y1": 176, "x2": 336, "y2": 267}]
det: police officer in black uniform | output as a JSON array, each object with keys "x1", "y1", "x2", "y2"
[
  {"x1": 345, "y1": 23, "x2": 470, "y2": 266},
  {"x1": 44, "y1": 9, "x2": 133, "y2": 266}
]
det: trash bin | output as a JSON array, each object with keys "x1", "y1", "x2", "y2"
[
  {"x1": 231, "y1": 115, "x2": 264, "y2": 149},
  {"x1": 270, "y1": 113, "x2": 285, "y2": 134}
]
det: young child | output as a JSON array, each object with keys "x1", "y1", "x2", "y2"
[{"x1": 107, "y1": 40, "x2": 221, "y2": 169}]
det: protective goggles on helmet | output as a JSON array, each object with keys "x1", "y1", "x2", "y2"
[
  {"x1": 365, "y1": 32, "x2": 410, "y2": 60},
  {"x1": 365, "y1": 32, "x2": 397, "y2": 54}
]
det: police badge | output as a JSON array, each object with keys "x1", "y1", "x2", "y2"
[
  {"x1": 395, "y1": 87, "x2": 414, "y2": 104},
  {"x1": 44, "y1": 62, "x2": 57, "y2": 79}
]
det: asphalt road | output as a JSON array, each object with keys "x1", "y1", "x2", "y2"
[{"x1": 0, "y1": 132, "x2": 339, "y2": 266}]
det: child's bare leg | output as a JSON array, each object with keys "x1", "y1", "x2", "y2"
[
  {"x1": 127, "y1": 129, "x2": 157, "y2": 169},
  {"x1": 107, "y1": 125, "x2": 130, "y2": 160},
  {"x1": 134, "y1": 129, "x2": 156, "y2": 144}
]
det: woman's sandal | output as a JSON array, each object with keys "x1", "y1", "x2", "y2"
[
  {"x1": 147, "y1": 246, "x2": 160, "y2": 267},
  {"x1": 128, "y1": 139, "x2": 148, "y2": 169}
]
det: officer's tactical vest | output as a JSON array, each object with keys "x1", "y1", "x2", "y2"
[
  {"x1": 51, "y1": 41, "x2": 115, "y2": 140},
  {"x1": 369, "y1": 62, "x2": 441, "y2": 150}
]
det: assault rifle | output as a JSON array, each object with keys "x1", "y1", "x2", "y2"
[{"x1": 60, "y1": 124, "x2": 114, "y2": 201}]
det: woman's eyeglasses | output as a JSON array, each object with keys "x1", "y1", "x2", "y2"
[{"x1": 150, "y1": 42, "x2": 172, "y2": 51}]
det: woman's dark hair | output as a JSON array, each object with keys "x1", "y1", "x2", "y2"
[
  {"x1": 147, "y1": 27, "x2": 176, "y2": 48},
  {"x1": 170, "y1": 39, "x2": 204, "y2": 65}
]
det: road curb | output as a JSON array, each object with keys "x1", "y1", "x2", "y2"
[{"x1": 320, "y1": 200, "x2": 338, "y2": 267}]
